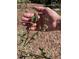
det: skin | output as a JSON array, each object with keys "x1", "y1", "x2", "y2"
[{"x1": 21, "y1": 6, "x2": 61, "y2": 31}]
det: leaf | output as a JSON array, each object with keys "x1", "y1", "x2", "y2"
[{"x1": 31, "y1": 16, "x2": 38, "y2": 23}]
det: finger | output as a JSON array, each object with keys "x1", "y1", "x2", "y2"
[
  {"x1": 21, "y1": 22, "x2": 26, "y2": 26},
  {"x1": 21, "y1": 21, "x2": 32, "y2": 26},
  {"x1": 22, "y1": 17, "x2": 30, "y2": 21},
  {"x1": 31, "y1": 23, "x2": 37, "y2": 27},
  {"x1": 21, "y1": 17, "x2": 30, "y2": 25},
  {"x1": 33, "y1": 6, "x2": 45, "y2": 12},
  {"x1": 21, "y1": 21, "x2": 27, "y2": 26},
  {"x1": 23, "y1": 13, "x2": 34, "y2": 18},
  {"x1": 29, "y1": 26, "x2": 36, "y2": 31}
]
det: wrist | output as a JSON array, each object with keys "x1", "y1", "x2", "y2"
[{"x1": 56, "y1": 19, "x2": 61, "y2": 30}]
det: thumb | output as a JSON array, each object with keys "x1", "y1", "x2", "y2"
[{"x1": 33, "y1": 6, "x2": 45, "y2": 12}]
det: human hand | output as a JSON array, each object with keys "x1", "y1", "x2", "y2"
[{"x1": 21, "y1": 6, "x2": 61, "y2": 31}]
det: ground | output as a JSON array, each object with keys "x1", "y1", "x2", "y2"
[{"x1": 17, "y1": 3, "x2": 61, "y2": 59}]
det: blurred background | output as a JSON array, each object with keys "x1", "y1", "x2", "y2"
[{"x1": 17, "y1": 0, "x2": 61, "y2": 9}]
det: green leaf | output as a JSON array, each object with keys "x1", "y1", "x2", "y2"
[{"x1": 31, "y1": 16, "x2": 38, "y2": 23}]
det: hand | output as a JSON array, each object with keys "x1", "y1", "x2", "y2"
[{"x1": 21, "y1": 6, "x2": 61, "y2": 31}]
